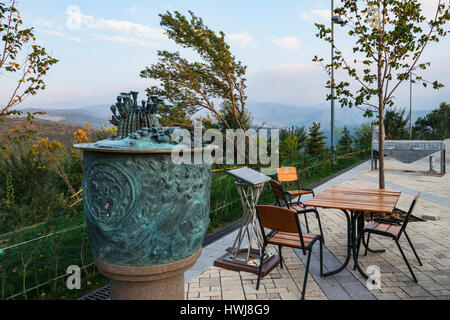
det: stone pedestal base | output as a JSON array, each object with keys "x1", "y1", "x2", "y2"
[{"x1": 95, "y1": 250, "x2": 201, "y2": 300}]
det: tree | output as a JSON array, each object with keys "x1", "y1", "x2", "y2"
[
  {"x1": 313, "y1": 0, "x2": 450, "y2": 188},
  {"x1": 354, "y1": 123, "x2": 373, "y2": 150},
  {"x1": 384, "y1": 107, "x2": 409, "y2": 139},
  {"x1": 1, "y1": 0, "x2": 58, "y2": 145},
  {"x1": 140, "y1": 11, "x2": 248, "y2": 131},
  {"x1": 338, "y1": 126, "x2": 353, "y2": 153},
  {"x1": 200, "y1": 100, "x2": 252, "y2": 131},
  {"x1": 280, "y1": 134, "x2": 300, "y2": 162},
  {"x1": 306, "y1": 122, "x2": 326, "y2": 156},
  {"x1": 280, "y1": 126, "x2": 307, "y2": 151},
  {"x1": 414, "y1": 102, "x2": 450, "y2": 139}
]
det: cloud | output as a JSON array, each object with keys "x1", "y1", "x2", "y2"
[
  {"x1": 227, "y1": 32, "x2": 258, "y2": 48},
  {"x1": 300, "y1": 9, "x2": 330, "y2": 23},
  {"x1": 38, "y1": 29, "x2": 84, "y2": 43},
  {"x1": 65, "y1": 8, "x2": 167, "y2": 41},
  {"x1": 272, "y1": 36, "x2": 301, "y2": 51}
]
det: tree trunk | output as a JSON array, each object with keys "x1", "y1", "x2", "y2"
[
  {"x1": 378, "y1": 105, "x2": 385, "y2": 189},
  {"x1": 378, "y1": 23, "x2": 385, "y2": 189}
]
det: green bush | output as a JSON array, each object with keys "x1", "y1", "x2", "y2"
[{"x1": 0, "y1": 143, "x2": 76, "y2": 234}]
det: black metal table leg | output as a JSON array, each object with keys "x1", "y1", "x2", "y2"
[
  {"x1": 323, "y1": 210, "x2": 352, "y2": 277},
  {"x1": 353, "y1": 212, "x2": 368, "y2": 279},
  {"x1": 323, "y1": 210, "x2": 368, "y2": 279}
]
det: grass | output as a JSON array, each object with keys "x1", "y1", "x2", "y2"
[
  {"x1": 0, "y1": 149, "x2": 369, "y2": 300},
  {"x1": 0, "y1": 215, "x2": 93, "y2": 300}
]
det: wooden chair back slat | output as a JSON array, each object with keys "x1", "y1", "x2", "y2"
[
  {"x1": 399, "y1": 193, "x2": 421, "y2": 238},
  {"x1": 270, "y1": 180, "x2": 288, "y2": 203},
  {"x1": 277, "y1": 167, "x2": 298, "y2": 182},
  {"x1": 256, "y1": 205, "x2": 298, "y2": 234}
]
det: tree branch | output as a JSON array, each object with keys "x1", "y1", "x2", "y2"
[{"x1": 385, "y1": 0, "x2": 442, "y2": 103}]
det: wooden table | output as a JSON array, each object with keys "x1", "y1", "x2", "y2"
[{"x1": 304, "y1": 186, "x2": 401, "y2": 278}]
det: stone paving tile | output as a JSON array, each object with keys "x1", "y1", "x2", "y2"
[{"x1": 186, "y1": 247, "x2": 328, "y2": 301}]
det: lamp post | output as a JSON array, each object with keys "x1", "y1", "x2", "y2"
[
  {"x1": 409, "y1": 68, "x2": 432, "y2": 140},
  {"x1": 331, "y1": 0, "x2": 342, "y2": 165},
  {"x1": 409, "y1": 70, "x2": 416, "y2": 140}
]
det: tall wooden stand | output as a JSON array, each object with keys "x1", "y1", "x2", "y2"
[{"x1": 214, "y1": 180, "x2": 279, "y2": 275}]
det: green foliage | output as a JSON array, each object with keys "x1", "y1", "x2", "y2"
[
  {"x1": 0, "y1": 213, "x2": 94, "y2": 300},
  {"x1": 278, "y1": 126, "x2": 308, "y2": 165},
  {"x1": 414, "y1": 102, "x2": 450, "y2": 140},
  {"x1": 0, "y1": 142, "x2": 76, "y2": 233},
  {"x1": 0, "y1": 0, "x2": 58, "y2": 149},
  {"x1": 280, "y1": 126, "x2": 307, "y2": 149},
  {"x1": 140, "y1": 11, "x2": 248, "y2": 130},
  {"x1": 313, "y1": 0, "x2": 449, "y2": 114},
  {"x1": 5, "y1": 171, "x2": 14, "y2": 208},
  {"x1": 338, "y1": 126, "x2": 353, "y2": 153},
  {"x1": 201, "y1": 101, "x2": 252, "y2": 131},
  {"x1": 306, "y1": 122, "x2": 326, "y2": 156},
  {"x1": 280, "y1": 135, "x2": 300, "y2": 163},
  {"x1": 354, "y1": 123, "x2": 373, "y2": 150},
  {"x1": 384, "y1": 107, "x2": 409, "y2": 139}
]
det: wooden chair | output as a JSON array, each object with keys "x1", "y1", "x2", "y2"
[
  {"x1": 269, "y1": 180, "x2": 324, "y2": 242},
  {"x1": 255, "y1": 205, "x2": 324, "y2": 300},
  {"x1": 277, "y1": 167, "x2": 314, "y2": 205},
  {"x1": 356, "y1": 193, "x2": 423, "y2": 283}
]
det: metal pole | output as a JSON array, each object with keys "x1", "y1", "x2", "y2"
[
  {"x1": 410, "y1": 73, "x2": 413, "y2": 140},
  {"x1": 331, "y1": 0, "x2": 336, "y2": 165}
]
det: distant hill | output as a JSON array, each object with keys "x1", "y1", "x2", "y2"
[
  {"x1": 247, "y1": 102, "x2": 430, "y2": 129},
  {"x1": 20, "y1": 108, "x2": 109, "y2": 129},
  {"x1": 0, "y1": 118, "x2": 101, "y2": 147},
  {"x1": 246, "y1": 102, "x2": 432, "y2": 144},
  {"x1": 81, "y1": 104, "x2": 112, "y2": 118}
]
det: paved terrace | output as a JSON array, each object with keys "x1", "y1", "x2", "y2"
[{"x1": 184, "y1": 141, "x2": 450, "y2": 300}]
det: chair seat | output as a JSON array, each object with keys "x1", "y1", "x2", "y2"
[
  {"x1": 280, "y1": 203, "x2": 311, "y2": 212},
  {"x1": 365, "y1": 208, "x2": 425, "y2": 223},
  {"x1": 287, "y1": 190, "x2": 313, "y2": 196},
  {"x1": 267, "y1": 231, "x2": 318, "y2": 250},
  {"x1": 365, "y1": 221, "x2": 402, "y2": 238}
]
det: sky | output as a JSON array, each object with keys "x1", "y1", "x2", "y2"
[{"x1": 4, "y1": 0, "x2": 450, "y2": 111}]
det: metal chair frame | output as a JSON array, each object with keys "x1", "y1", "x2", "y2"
[
  {"x1": 356, "y1": 194, "x2": 423, "y2": 283},
  {"x1": 277, "y1": 167, "x2": 315, "y2": 205},
  {"x1": 269, "y1": 180, "x2": 325, "y2": 244},
  {"x1": 255, "y1": 205, "x2": 324, "y2": 300}
]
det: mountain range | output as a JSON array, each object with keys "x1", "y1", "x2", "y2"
[
  {"x1": 19, "y1": 101, "x2": 432, "y2": 142},
  {"x1": 247, "y1": 102, "x2": 430, "y2": 129}
]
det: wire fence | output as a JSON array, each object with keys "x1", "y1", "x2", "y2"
[{"x1": 0, "y1": 148, "x2": 369, "y2": 300}]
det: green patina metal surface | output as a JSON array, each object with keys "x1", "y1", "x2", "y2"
[
  {"x1": 110, "y1": 92, "x2": 162, "y2": 139},
  {"x1": 76, "y1": 91, "x2": 212, "y2": 267},
  {"x1": 82, "y1": 151, "x2": 210, "y2": 266}
]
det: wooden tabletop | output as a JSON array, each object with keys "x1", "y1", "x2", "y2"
[{"x1": 304, "y1": 186, "x2": 402, "y2": 214}]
